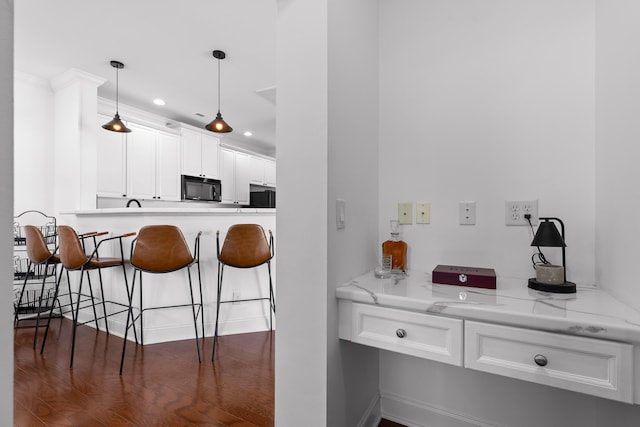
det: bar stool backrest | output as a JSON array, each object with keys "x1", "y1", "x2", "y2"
[
  {"x1": 57, "y1": 226, "x2": 89, "y2": 270},
  {"x1": 131, "y1": 225, "x2": 194, "y2": 273},
  {"x1": 218, "y1": 224, "x2": 272, "y2": 268},
  {"x1": 24, "y1": 225, "x2": 54, "y2": 264}
]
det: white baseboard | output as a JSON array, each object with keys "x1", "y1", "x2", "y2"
[
  {"x1": 381, "y1": 391, "x2": 502, "y2": 427},
  {"x1": 69, "y1": 310, "x2": 272, "y2": 344},
  {"x1": 358, "y1": 393, "x2": 382, "y2": 427}
]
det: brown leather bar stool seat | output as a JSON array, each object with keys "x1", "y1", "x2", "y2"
[
  {"x1": 14, "y1": 225, "x2": 64, "y2": 349},
  {"x1": 119, "y1": 225, "x2": 204, "y2": 375},
  {"x1": 213, "y1": 224, "x2": 275, "y2": 361},
  {"x1": 41, "y1": 225, "x2": 135, "y2": 368}
]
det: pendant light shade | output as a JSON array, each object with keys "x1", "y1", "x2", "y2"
[
  {"x1": 102, "y1": 60, "x2": 131, "y2": 133},
  {"x1": 205, "y1": 50, "x2": 233, "y2": 133}
]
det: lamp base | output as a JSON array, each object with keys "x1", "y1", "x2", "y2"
[{"x1": 528, "y1": 278, "x2": 576, "y2": 294}]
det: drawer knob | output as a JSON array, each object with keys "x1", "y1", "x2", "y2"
[
  {"x1": 534, "y1": 354, "x2": 548, "y2": 367},
  {"x1": 396, "y1": 328, "x2": 407, "y2": 338}
]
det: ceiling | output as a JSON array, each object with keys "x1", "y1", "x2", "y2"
[{"x1": 14, "y1": 0, "x2": 277, "y2": 155}]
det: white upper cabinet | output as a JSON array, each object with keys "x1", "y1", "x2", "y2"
[
  {"x1": 125, "y1": 123, "x2": 181, "y2": 201},
  {"x1": 155, "y1": 132, "x2": 181, "y2": 200},
  {"x1": 221, "y1": 148, "x2": 251, "y2": 205},
  {"x1": 264, "y1": 159, "x2": 276, "y2": 187},
  {"x1": 97, "y1": 114, "x2": 127, "y2": 198},
  {"x1": 249, "y1": 155, "x2": 266, "y2": 185},
  {"x1": 181, "y1": 127, "x2": 219, "y2": 179},
  {"x1": 249, "y1": 155, "x2": 276, "y2": 187}
]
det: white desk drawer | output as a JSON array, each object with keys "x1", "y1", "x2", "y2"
[
  {"x1": 465, "y1": 321, "x2": 634, "y2": 402},
  {"x1": 351, "y1": 303, "x2": 463, "y2": 366}
]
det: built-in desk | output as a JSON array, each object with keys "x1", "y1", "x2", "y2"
[{"x1": 337, "y1": 271, "x2": 640, "y2": 404}]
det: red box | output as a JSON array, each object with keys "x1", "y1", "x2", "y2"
[{"x1": 432, "y1": 265, "x2": 496, "y2": 289}]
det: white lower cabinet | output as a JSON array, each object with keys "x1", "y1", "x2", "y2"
[
  {"x1": 340, "y1": 302, "x2": 635, "y2": 403},
  {"x1": 465, "y1": 321, "x2": 633, "y2": 403},
  {"x1": 349, "y1": 303, "x2": 463, "y2": 366}
]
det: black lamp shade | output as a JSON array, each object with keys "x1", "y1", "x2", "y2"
[
  {"x1": 531, "y1": 219, "x2": 566, "y2": 247},
  {"x1": 102, "y1": 113, "x2": 132, "y2": 133},
  {"x1": 205, "y1": 112, "x2": 233, "y2": 133}
]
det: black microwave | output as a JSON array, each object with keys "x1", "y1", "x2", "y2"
[
  {"x1": 250, "y1": 190, "x2": 276, "y2": 208},
  {"x1": 181, "y1": 175, "x2": 221, "y2": 202}
]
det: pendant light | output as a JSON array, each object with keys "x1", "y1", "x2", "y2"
[
  {"x1": 205, "y1": 50, "x2": 233, "y2": 133},
  {"x1": 102, "y1": 60, "x2": 131, "y2": 133}
]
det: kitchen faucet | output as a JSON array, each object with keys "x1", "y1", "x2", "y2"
[{"x1": 126, "y1": 199, "x2": 141, "y2": 208}]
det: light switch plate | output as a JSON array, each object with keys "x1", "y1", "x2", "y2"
[
  {"x1": 416, "y1": 202, "x2": 430, "y2": 224},
  {"x1": 336, "y1": 199, "x2": 346, "y2": 230},
  {"x1": 398, "y1": 202, "x2": 413, "y2": 225}
]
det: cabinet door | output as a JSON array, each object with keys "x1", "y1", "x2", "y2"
[
  {"x1": 249, "y1": 156, "x2": 265, "y2": 185},
  {"x1": 96, "y1": 114, "x2": 127, "y2": 198},
  {"x1": 220, "y1": 148, "x2": 236, "y2": 204},
  {"x1": 234, "y1": 152, "x2": 251, "y2": 205},
  {"x1": 200, "y1": 133, "x2": 220, "y2": 178},
  {"x1": 126, "y1": 123, "x2": 157, "y2": 199},
  {"x1": 155, "y1": 132, "x2": 181, "y2": 201},
  {"x1": 264, "y1": 159, "x2": 276, "y2": 187},
  {"x1": 181, "y1": 128, "x2": 202, "y2": 177}
]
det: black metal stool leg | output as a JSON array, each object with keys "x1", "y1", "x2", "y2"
[
  {"x1": 70, "y1": 269, "x2": 85, "y2": 368},
  {"x1": 40, "y1": 266, "x2": 64, "y2": 354},
  {"x1": 212, "y1": 263, "x2": 224, "y2": 361},
  {"x1": 187, "y1": 268, "x2": 202, "y2": 362}
]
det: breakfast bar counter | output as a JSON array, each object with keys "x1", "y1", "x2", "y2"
[{"x1": 57, "y1": 208, "x2": 276, "y2": 345}]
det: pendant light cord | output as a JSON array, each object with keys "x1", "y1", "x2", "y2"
[
  {"x1": 217, "y1": 58, "x2": 221, "y2": 114},
  {"x1": 115, "y1": 66, "x2": 120, "y2": 114}
]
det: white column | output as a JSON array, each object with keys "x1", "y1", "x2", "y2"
[{"x1": 51, "y1": 69, "x2": 106, "y2": 214}]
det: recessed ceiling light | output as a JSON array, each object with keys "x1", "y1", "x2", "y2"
[
  {"x1": 153, "y1": 99, "x2": 166, "y2": 106},
  {"x1": 244, "y1": 131, "x2": 253, "y2": 137}
]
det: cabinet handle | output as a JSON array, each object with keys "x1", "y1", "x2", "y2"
[
  {"x1": 396, "y1": 328, "x2": 407, "y2": 338},
  {"x1": 534, "y1": 354, "x2": 548, "y2": 367}
]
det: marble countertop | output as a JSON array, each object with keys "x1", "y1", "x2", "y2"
[
  {"x1": 70, "y1": 207, "x2": 276, "y2": 215},
  {"x1": 336, "y1": 271, "x2": 640, "y2": 343}
]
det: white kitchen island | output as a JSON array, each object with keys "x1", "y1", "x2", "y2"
[{"x1": 58, "y1": 207, "x2": 276, "y2": 345}]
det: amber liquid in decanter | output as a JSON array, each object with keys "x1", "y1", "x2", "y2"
[{"x1": 382, "y1": 221, "x2": 407, "y2": 273}]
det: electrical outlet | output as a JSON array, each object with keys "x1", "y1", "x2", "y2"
[
  {"x1": 398, "y1": 202, "x2": 413, "y2": 225},
  {"x1": 416, "y1": 202, "x2": 430, "y2": 224},
  {"x1": 505, "y1": 200, "x2": 538, "y2": 226},
  {"x1": 459, "y1": 201, "x2": 476, "y2": 225}
]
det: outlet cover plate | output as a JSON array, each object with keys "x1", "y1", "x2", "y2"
[
  {"x1": 398, "y1": 202, "x2": 413, "y2": 225},
  {"x1": 505, "y1": 200, "x2": 538, "y2": 226}
]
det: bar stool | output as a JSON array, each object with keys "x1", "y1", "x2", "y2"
[
  {"x1": 119, "y1": 225, "x2": 203, "y2": 375},
  {"x1": 213, "y1": 224, "x2": 275, "y2": 361},
  {"x1": 42, "y1": 225, "x2": 135, "y2": 368},
  {"x1": 14, "y1": 225, "x2": 64, "y2": 349}
]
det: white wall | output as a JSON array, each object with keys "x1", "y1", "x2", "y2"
[
  {"x1": 327, "y1": 0, "x2": 381, "y2": 426},
  {"x1": 275, "y1": 0, "x2": 329, "y2": 424},
  {"x1": 375, "y1": 1, "x2": 640, "y2": 426},
  {"x1": 1, "y1": 0, "x2": 14, "y2": 422},
  {"x1": 379, "y1": 0, "x2": 596, "y2": 285},
  {"x1": 14, "y1": 73, "x2": 54, "y2": 214},
  {"x1": 594, "y1": 0, "x2": 640, "y2": 311}
]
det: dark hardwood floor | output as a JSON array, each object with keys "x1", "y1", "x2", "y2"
[
  {"x1": 15, "y1": 318, "x2": 274, "y2": 426},
  {"x1": 15, "y1": 318, "x2": 404, "y2": 426}
]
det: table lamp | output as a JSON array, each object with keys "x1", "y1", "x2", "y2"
[{"x1": 528, "y1": 217, "x2": 576, "y2": 293}]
